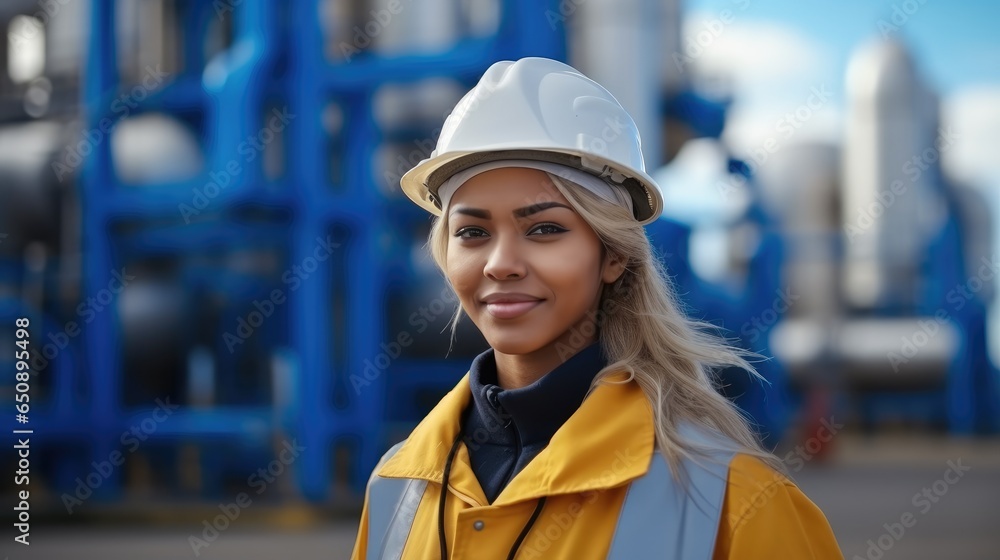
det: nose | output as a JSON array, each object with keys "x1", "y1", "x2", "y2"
[{"x1": 483, "y1": 234, "x2": 526, "y2": 280}]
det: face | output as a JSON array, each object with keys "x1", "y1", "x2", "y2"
[{"x1": 444, "y1": 167, "x2": 624, "y2": 362}]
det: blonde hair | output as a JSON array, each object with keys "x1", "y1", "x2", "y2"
[{"x1": 425, "y1": 171, "x2": 785, "y2": 479}]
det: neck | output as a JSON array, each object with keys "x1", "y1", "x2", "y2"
[{"x1": 493, "y1": 334, "x2": 598, "y2": 389}]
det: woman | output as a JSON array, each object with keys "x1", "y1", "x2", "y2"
[{"x1": 351, "y1": 57, "x2": 843, "y2": 559}]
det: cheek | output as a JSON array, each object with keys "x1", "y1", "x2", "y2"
[
  {"x1": 445, "y1": 248, "x2": 481, "y2": 301},
  {"x1": 544, "y1": 242, "x2": 602, "y2": 284},
  {"x1": 540, "y1": 244, "x2": 604, "y2": 306}
]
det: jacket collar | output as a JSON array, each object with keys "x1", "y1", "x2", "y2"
[
  {"x1": 377, "y1": 363, "x2": 655, "y2": 506},
  {"x1": 466, "y1": 341, "x2": 606, "y2": 448}
]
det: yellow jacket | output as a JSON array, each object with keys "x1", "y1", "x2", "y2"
[{"x1": 351, "y1": 369, "x2": 844, "y2": 559}]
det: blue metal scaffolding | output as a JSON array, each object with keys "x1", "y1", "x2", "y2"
[{"x1": 74, "y1": 0, "x2": 567, "y2": 501}]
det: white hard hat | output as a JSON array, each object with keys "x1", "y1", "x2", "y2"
[{"x1": 399, "y1": 57, "x2": 664, "y2": 225}]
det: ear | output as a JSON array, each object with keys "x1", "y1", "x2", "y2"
[{"x1": 601, "y1": 251, "x2": 626, "y2": 284}]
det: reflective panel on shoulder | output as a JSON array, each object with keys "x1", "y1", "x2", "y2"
[
  {"x1": 606, "y1": 449, "x2": 733, "y2": 560},
  {"x1": 366, "y1": 441, "x2": 426, "y2": 560}
]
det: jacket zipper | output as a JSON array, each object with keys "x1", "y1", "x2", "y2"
[{"x1": 499, "y1": 417, "x2": 522, "y2": 490}]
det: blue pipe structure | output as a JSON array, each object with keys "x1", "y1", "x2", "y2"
[{"x1": 74, "y1": 0, "x2": 567, "y2": 501}]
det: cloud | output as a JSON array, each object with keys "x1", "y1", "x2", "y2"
[
  {"x1": 679, "y1": 15, "x2": 840, "y2": 158},
  {"x1": 681, "y1": 15, "x2": 829, "y2": 101},
  {"x1": 941, "y1": 85, "x2": 1000, "y2": 189}
]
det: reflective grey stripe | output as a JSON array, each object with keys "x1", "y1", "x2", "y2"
[
  {"x1": 368, "y1": 477, "x2": 427, "y2": 560},
  {"x1": 606, "y1": 449, "x2": 733, "y2": 560},
  {"x1": 366, "y1": 440, "x2": 427, "y2": 560}
]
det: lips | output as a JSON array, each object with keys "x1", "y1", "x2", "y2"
[
  {"x1": 484, "y1": 300, "x2": 543, "y2": 319},
  {"x1": 480, "y1": 293, "x2": 544, "y2": 320}
]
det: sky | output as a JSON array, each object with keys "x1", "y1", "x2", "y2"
[{"x1": 679, "y1": 0, "x2": 1000, "y2": 190}]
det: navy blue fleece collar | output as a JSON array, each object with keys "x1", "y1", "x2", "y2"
[{"x1": 466, "y1": 341, "x2": 608, "y2": 447}]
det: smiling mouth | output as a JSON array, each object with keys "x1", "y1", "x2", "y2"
[{"x1": 484, "y1": 300, "x2": 544, "y2": 319}]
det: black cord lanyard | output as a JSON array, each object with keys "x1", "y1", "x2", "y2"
[
  {"x1": 438, "y1": 431, "x2": 464, "y2": 560},
  {"x1": 437, "y1": 428, "x2": 547, "y2": 560}
]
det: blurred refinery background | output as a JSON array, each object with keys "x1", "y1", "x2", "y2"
[{"x1": 1, "y1": 0, "x2": 999, "y2": 558}]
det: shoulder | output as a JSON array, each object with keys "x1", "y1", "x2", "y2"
[
  {"x1": 714, "y1": 454, "x2": 844, "y2": 559},
  {"x1": 723, "y1": 453, "x2": 796, "y2": 520}
]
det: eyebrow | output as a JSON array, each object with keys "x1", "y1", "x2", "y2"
[{"x1": 450, "y1": 201, "x2": 573, "y2": 220}]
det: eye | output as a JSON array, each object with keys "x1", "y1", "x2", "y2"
[
  {"x1": 454, "y1": 226, "x2": 489, "y2": 239},
  {"x1": 528, "y1": 223, "x2": 568, "y2": 236}
]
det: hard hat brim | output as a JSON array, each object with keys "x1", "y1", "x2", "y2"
[{"x1": 399, "y1": 147, "x2": 663, "y2": 225}]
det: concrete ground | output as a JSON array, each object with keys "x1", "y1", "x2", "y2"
[
  {"x1": 794, "y1": 433, "x2": 1000, "y2": 560},
  {"x1": 2, "y1": 433, "x2": 998, "y2": 559}
]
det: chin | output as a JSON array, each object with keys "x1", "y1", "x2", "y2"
[{"x1": 480, "y1": 329, "x2": 553, "y2": 356}]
